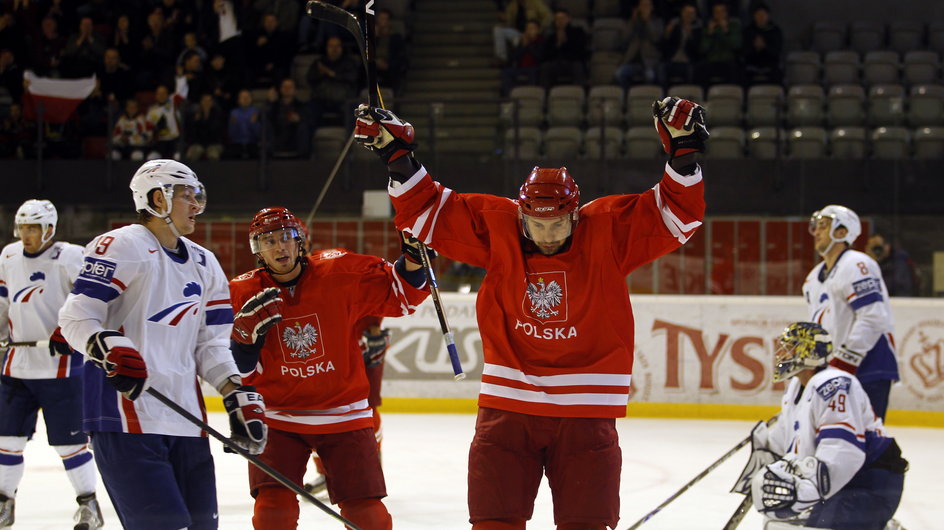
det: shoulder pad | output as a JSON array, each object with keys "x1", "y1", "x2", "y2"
[{"x1": 814, "y1": 375, "x2": 852, "y2": 401}]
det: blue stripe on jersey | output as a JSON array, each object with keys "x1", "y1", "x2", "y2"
[
  {"x1": 0, "y1": 453, "x2": 23, "y2": 465},
  {"x1": 850, "y1": 292, "x2": 883, "y2": 310},
  {"x1": 0, "y1": 286, "x2": 6, "y2": 298},
  {"x1": 816, "y1": 427, "x2": 866, "y2": 451},
  {"x1": 62, "y1": 450, "x2": 93, "y2": 470},
  {"x1": 71, "y1": 278, "x2": 121, "y2": 303},
  {"x1": 206, "y1": 308, "x2": 234, "y2": 325},
  {"x1": 148, "y1": 301, "x2": 195, "y2": 322}
]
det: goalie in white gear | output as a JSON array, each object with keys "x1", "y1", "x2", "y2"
[
  {"x1": 803, "y1": 204, "x2": 898, "y2": 420},
  {"x1": 740, "y1": 322, "x2": 906, "y2": 529}
]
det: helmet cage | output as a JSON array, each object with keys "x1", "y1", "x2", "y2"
[
  {"x1": 14, "y1": 199, "x2": 58, "y2": 246},
  {"x1": 773, "y1": 322, "x2": 833, "y2": 382}
]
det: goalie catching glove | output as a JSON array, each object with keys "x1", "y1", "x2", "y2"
[
  {"x1": 731, "y1": 419, "x2": 779, "y2": 494},
  {"x1": 354, "y1": 104, "x2": 417, "y2": 164},
  {"x1": 233, "y1": 287, "x2": 283, "y2": 345},
  {"x1": 223, "y1": 385, "x2": 268, "y2": 455},
  {"x1": 652, "y1": 96, "x2": 709, "y2": 160},
  {"x1": 752, "y1": 456, "x2": 829, "y2": 520},
  {"x1": 87, "y1": 330, "x2": 148, "y2": 400}
]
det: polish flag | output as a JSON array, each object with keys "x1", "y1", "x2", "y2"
[{"x1": 21, "y1": 71, "x2": 96, "y2": 123}]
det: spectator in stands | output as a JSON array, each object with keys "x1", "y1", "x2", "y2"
[
  {"x1": 178, "y1": 50, "x2": 208, "y2": 103},
  {"x1": 145, "y1": 83, "x2": 182, "y2": 159},
  {"x1": 267, "y1": 78, "x2": 310, "y2": 159},
  {"x1": 225, "y1": 88, "x2": 261, "y2": 159},
  {"x1": 137, "y1": 11, "x2": 177, "y2": 90},
  {"x1": 307, "y1": 35, "x2": 361, "y2": 127},
  {"x1": 374, "y1": 8, "x2": 407, "y2": 94},
  {"x1": 660, "y1": 1, "x2": 702, "y2": 86},
  {"x1": 111, "y1": 98, "x2": 150, "y2": 161},
  {"x1": 249, "y1": 13, "x2": 293, "y2": 88},
  {"x1": 500, "y1": 19, "x2": 545, "y2": 96},
  {"x1": 0, "y1": 12, "x2": 26, "y2": 67},
  {"x1": 252, "y1": 0, "x2": 300, "y2": 37},
  {"x1": 201, "y1": 0, "x2": 246, "y2": 62},
  {"x1": 204, "y1": 52, "x2": 243, "y2": 112},
  {"x1": 97, "y1": 48, "x2": 134, "y2": 104},
  {"x1": 614, "y1": 0, "x2": 664, "y2": 88},
  {"x1": 698, "y1": 2, "x2": 741, "y2": 85},
  {"x1": 184, "y1": 93, "x2": 225, "y2": 161},
  {"x1": 42, "y1": 0, "x2": 77, "y2": 39},
  {"x1": 111, "y1": 14, "x2": 139, "y2": 69},
  {"x1": 0, "y1": 48, "x2": 23, "y2": 104},
  {"x1": 0, "y1": 103, "x2": 30, "y2": 159},
  {"x1": 61, "y1": 16, "x2": 104, "y2": 78},
  {"x1": 29, "y1": 16, "x2": 66, "y2": 77},
  {"x1": 741, "y1": 2, "x2": 782, "y2": 85},
  {"x1": 867, "y1": 232, "x2": 920, "y2": 297},
  {"x1": 157, "y1": 0, "x2": 193, "y2": 38},
  {"x1": 176, "y1": 31, "x2": 207, "y2": 68},
  {"x1": 492, "y1": 0, "x2": 552, "y2": 67},
  {"x1": 539, "y1": 8, "x2": 588, "y2": 88}
]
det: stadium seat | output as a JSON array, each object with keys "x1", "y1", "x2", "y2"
[
  {"x1": 592, "y1": 0, "x2": 622, "y2": 18},
  {"x1": 506, "y1": 86, "x2": 546, "y2": 127},
  {"x1": 823, "y1": 51, "x2": 860, "y2": 87},
  {"x1": 785, "y1": 51, "x2": 821, "y2": 86},
  {"x1": 358, "y1": 87, "x2": 394, "y2": 107},
  {"x1": 829, "y1": 127, "x2": 868, "y2": 158},
  {"x1": 787, "y1": 85, "x2": 825, "y2": 126},
  {"x1": 591, "y1": 18, "x2": 626, "y2": 52},
  {"x1": 504, "y1": 127, "x2": 542, "y2": 160},
  {"x1": 903, "y1": 51, "x2": 940, "y2": 86},
  {"x1": 706, "y1": 126, "x2": 744, "y2": 159},
  {"x1": 871, "y1": 126, "x2": 910, "y2": 158},
  {"x1": 546, "y1": 85, "x2": 586, "y2": 127},
  {"x1": 626, "y1": 85, "x2": 663, "y2": 126},
  {"x1": 912, "y1": 126, "x2": 944, "y2": 159},
  {"x1": 293, "y1": 54, "x2": 317, "y2": 90},
  {"x1": 930, "y1": 22, "x2": 944, "y2": 55},
  {"x1": 587, "y1": 85, "x2": 625, "y2": 127},
  {"x1": 705, "y1": 84, "x2": 744, "y2": 126},
  {"x1": 312, "y1": 127, "x2": 348, "y2": 159},
  {"x1": 384, "y1": 0, "x2": 411, "y2": 20},
  {"x1": 747, "y1": 127, "x2": 784, "y2": 159},
  {"x1": 868, "y1": 84, "x2": 906, "y2": 126},
  {"x1": 249, "y1": 88, "x2": 269, "y2": 107},
  {"x1": 555, "y1": 0, "x2": 590, "y2": 19},
  {"x1": 625, "y1": 126, "x2": 662, "y2": 159},
  {"x1": 543, "y1": 126, "x2": 583, "y2": 160},
  {"x1": 811, "y1": 21, "x2": 847, "y2": 54},
  {"x1": 667, "y1": 84, "x2": 704, "y2": 105},
  {"x1": 907, "y1": 84, "x2": 944, "y2": 127},
  {"x1": 850, "y1": 21, "x2": 885, "y2": 55},
  {"x1": 863, "y1": 51, "x2": 900, "y2": 86},
  {"x1": 788, "y1": 127, "x2": 828, "y2": 159},
  {"x1": 827, "y1": 84, "x2": 866, "y2": 126},
  {"x1": 584, "y1": 126, "x2": 624, "y2": 159},
  {"x1": 746, "y1": 85, "x2": 784, "y2": 127},
  {"x1": 890, "y1": 21, "x2": 926, "y2": 55},
  {"x1": 589, "y1": 51, "x2": 623, "y2": 86}
]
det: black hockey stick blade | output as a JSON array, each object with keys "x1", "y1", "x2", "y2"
[
  {"x1": 305, "y1": 1, "x2": 366, "y2": 72},
  {"x1": 146, "y1": 387, "x2": 361, "y2": 529}
]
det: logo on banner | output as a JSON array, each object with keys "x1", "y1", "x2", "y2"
[
  {"x1": 279, "y1": 314, "x2": 324, "y2": 362},
  {"x1": 899, "y1": 319, "x2": 944, "y2": 402},
  {"x1": 523, "y1": 271, "x2": 567, "y2": 322}
]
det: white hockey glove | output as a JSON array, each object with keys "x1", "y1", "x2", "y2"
[
  {"x1": 223, "y1": 385, "x2": 268, "y2": 455},
  {"x1": 752, "y1": 456, "x2": 829, "y2": 520},
  {"x1": 87, "y1": 330, "x2": 149, "y2": 401},
  {"x1": 652, "y1": 96, "x2": 709, "y2": 160},
  {"x1": 354, "y1": 104, "x2": 417, "y2": 164},
  {"x1": 232, "y1": 288, "x2": 283, "y2": 346},
  {"x1": 731, "y1": 420, "x2": 778, "y2": 494},
  {"x1": 828, "y1": 345, "x2": 865, "y2": 375}
]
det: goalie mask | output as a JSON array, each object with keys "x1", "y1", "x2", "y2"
[
  {"x1": 518, "y1": 167, "x2": 580, "y2": 251},
  {"x1": 808, "y1": 204, "x2": 860, "y2": 256},
  {"x1": 129, "y1": 159, "x2": 207, "y2": 218},
  {"x1": 14, "y1": 199, "x2": 58, "y2": 247},
  {"x1": 249, "y1": 207, "x2": 307, "y2": 265},
  {"x1": 773, "y1": 322, "x2": 833, "y2": 382}
]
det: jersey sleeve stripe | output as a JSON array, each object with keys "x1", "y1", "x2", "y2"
[
  {"x1": 850, "y1": 292, "x2": 883, "y2": 310},
  {"x1": 663, "y1": 161, "x2": 703, "y2": 187},
  {"x1": 652, "y1": 183, "x2": 702, "y2": 244},
  {"x1": 387, "y1": 165, "x2": 428, "y2": 197},
  {"x1": 111, "y1": 277, "x2": 127, "y2": 290},
  {"x1": 816, "y1": 428, "x2": 866, "y2": 450},
  {"x1": 207, "y1": 299, "x2": 230, "y2": 307},
  {"x1": 71, "y1": 278, "x2": 121, "y2": 303},
  {"x1": 205, "y1": 308, "x2": 234, "y2": 325},
  {"x1": 0, "y1": 286, "x2": 6, "y2": 298}
]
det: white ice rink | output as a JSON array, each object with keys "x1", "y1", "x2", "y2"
[{"x1": 11, "y1": 413, "x2": 942, "y2": 529}]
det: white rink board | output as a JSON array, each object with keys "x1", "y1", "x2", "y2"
[{"x1": 381, "y1": 294, "x2": 944, "y2": 412}]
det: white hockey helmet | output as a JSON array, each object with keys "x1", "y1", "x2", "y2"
[
  {"x1": 129, "y1": 159, "x2": 206, "y2": 218},
  {"x1": 808, "y1": 204, "x2": 861, "y2": 245},
  {"x1": 13, "y1": 199, "x2": 58, "y2": 245}
]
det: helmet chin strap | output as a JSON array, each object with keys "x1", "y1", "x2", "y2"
[{"x1": 163, "y1": 215, "x2": 183, "y2": 241}]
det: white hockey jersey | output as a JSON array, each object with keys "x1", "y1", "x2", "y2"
[
  {"x1": 802, "y1": 249, "x2": 898, "y2": 383},
  {"x1": 768, "y1": 367, "x2": 893, "y2": 501},
  {"x1": 59, "y1": 224, "x2": 237, "y2": 437},
  {"x1": 0, "y1": 240, "x2": 85, "y2": 379}
]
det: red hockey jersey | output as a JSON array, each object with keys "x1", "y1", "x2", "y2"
[
  {"x1": 389, "y1": 163, "x2": 705, "y2": 418},
  {"x1": 229, "y1": 250, "x2": 427, "y2": 434}
]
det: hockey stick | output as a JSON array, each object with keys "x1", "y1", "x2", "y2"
[
  {"x1": 625, "y1": 414, "x2": 779, "y2": 529},
  {"x1": 145, "y1": 387, "x2": 361, "y2": 529},
  {"x1": 0, "y1": 340, "x2": 50, "y2": 348},
  {"x1": 304, "y1": 132, "x2": 355, "y2": 227},
  {"x1": 721, "y1": 494, "x2": 754, "y2": 530},
  {"x1": 305, "y1": 0, "x2": 465, "y2": 381}
]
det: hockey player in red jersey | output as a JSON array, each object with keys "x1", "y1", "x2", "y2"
[
  {"x1": 354, "y1": 97, "x2": 708, "y2": 529},
  {"x1": 228, "y1": 207, "x2": 430, "y2": 529}
]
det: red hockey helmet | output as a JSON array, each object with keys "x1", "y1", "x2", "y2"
[
  {"x1": 249, "y1": 206, "x2": 306, "y2": 254},
  {"x1": 518, "y1": 167, "x2": 580, "y2": 219}
]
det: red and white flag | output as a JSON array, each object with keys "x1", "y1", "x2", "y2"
[{"x1": 22, "y1": 71, "x2": 96, "y2": 123}]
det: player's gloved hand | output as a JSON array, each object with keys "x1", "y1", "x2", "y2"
[
  {"x1": 354, "y1": 104, "x2": 417, "y2": 164},
  {"x1": 401, "y1": 232, "x2": 436, "y2": 265},
  {"x1": 731, "y1": 420, "x2": 778, "y2": 494},
  {"x1": 49, "y1": 326, "x2": 72, "y2": 356},
  {"x1": 829, "y1": 345, "x2": 864, "y2": 375},
  {"x1": 233, "y1": 287, "x2": 283, "y2": 345},
  {"x1": 87, "y1": 330, "x2": 148, "y2": 400},
  {"x1": 752, "y1": 456, "x2": 828, "y2": 519},
  {"x1": 361, "y1": 328, "x2": 390, "y2": 367},
  {"x1": 223, "y1": 384, "x2": 267, "y2": 455},
  {"x1": 652, "y1": 96, "x2": 709, "y2": 159}
]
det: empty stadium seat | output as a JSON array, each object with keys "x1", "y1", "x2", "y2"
[
  {"x1": 705, "y1": 84, "x2": 744, "y2": 126},
  {"x1": 850, "y1": 21, "x2": 885, "y2": 55},
  {"x1": 292, "y1": 54, "x2": 317, "y2": 90},
  {"x1": 547, "y1": 85, "x2": 586, "y2": 127},
  {"x1": 505, "y1": 86, "x2": 546, "y2": 127},
  {"x1": 591, "y1": 18, "x2": 626, "y2": 52},
  {"x1": 555, "y1": 0, "x2": 590, "y2": 19},
  {"x1": 829, "y1": 127, "x2": 868, "y2": 158},
  {"x1": 827, "y1": 84, "x2": 867, "y2": 126},
  {"x1": 706, "y1": 126, "x2": 744, "y2": 159},
  {"x1": 589, "y1": 51, "x2": 623, "y2": 86},
  {"x1": 626, "y1": 85, "x2": 663, "y2": 126},
  {"x1": 788, "y1": 127, "x2": 828, "y2": 159},
  {"x1": 908, "y1": 84, "x2": 944, "y2": 126},
  {"x1": 625, "y1": 126, "x2": 662, "y2": 159},
  {"x1": 587, "y1": 85, "x2": 625, "y2": 127},
  {"x1": 811, "y1": 21, "x2": 847, "y2": 54},
  {"x1": 585, "y1": 126, "x2": 624, "y2": 159},
  {"x1": 890, "y1": 21, "x2": 926, "y2": 55},
  {"x1": 868, "y1": 84, "x2": 907, "y2": 126},
  {"x1": 823, "y1": 51, "x2": 860, "y2": 87},
  {"x1": 787, "y1": 85, "x2": 825, "y2": 126},
  {"x1": 543, "y1": 126, "x2": 583, "y2": 160},
  {"x1": 903, "y1": 51, "x2": 940, "y2": 86},
  {"x1": 747, "y1": 127, "x2": 784, "y2": 159},
  {"x1": 930, "y1": 22, "x2": 944, "y2": 55},
  {"x1": 912, "y1": 126, "x2": 944, "y2": 158},
  {"x1": 504, "y1": 127, "x2": 542, "y2": 160},
  {"x1": 785, "y1": 51, "x2": 821, "y2": 86},
  {"x1": 667, "y1": 84, "x2": 704, "y2": 104},
  {"x1": 312, "y1": 127, "x2": 348, "y2": 159},
  {"x1": 871, "y1": 126, "x2": 911, "y2": 158},
  {"x1": 746, "y1": 85, "x2": 784, "y2": 127},
  {"x1": 863, "y1": 51, "x2": 900, "y2": 86},
  {"x1": 592, "y1": 0, "x2": 622, "y2": 18}
]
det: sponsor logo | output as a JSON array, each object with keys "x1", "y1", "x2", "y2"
[
  {"x1": 29, "y1": 271, "x2": 45, "y2": 281},
  {"x1": 899, "y1": 319, "x2": 944, "y2": 402},
  {"x1": 815, "y1": 376, "x2": 851, "y2": 400},
  {"x1": 514, "y1": 319, "x2": 577, "y2": 340},
  {"x1": 534, "y1": 206, "x2": 556, "y2": 212},
  {"x1": 79, "y1": 257, "x2": 116, "y2": 284},
  {"x1": 183, "y1": 281, "x2": 202, "y2": 297},
  {"x1": 852, "y1": 277, "x2": 880, "y2": 296},
  {"x1": 280, "y1": 362, "x2": 336, "y2": 378},
  {"x1": 147, "y1": 300, "x2": 200, "y2": 326},
  {"x1": 522, "y1": 271, "x2": 568, "y2": 323}
]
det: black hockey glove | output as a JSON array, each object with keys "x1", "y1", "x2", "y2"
[
  {"x1": 49, "y1": 326, "x2": 73, "y2": 356},
  {"x1": 232, "y1": 287, "x2": 283, "y2": 346},
  {"x1": 401, "y1": 232, "x2": 436, "y2": 265},
  {"x1": 652, "y1": 96, "x2": 709, "y2": 162},
  {"x1": 354, "y1": 104, "x2": 418, "y2": 164},
  {"x1": 223, "y1": 385, "x2": 267, "y2": 455},
  {"x1": 361, "y1": 328, "x2": 390, "y2": 368},
  {"x1": 87, "y1": 330, "x2": 148, "y2": 401}
]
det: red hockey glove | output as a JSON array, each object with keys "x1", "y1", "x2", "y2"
[
  {"x1": 87, "y1": 330, "x2": 148, "y2": 400},
  {"x1": 223, "y1": 385, "x2": 267, "y2": 455},
  {"x1": 401, "y1": 232, "x2": 436, "y2": 265},
  {"x1": 652, "y1": 96, "x2": 709, "y2": 159},
  {"x1": 233, "y1": 287, "x2": 283, "y2": 345},
  {"x1": 829, "y1": 345, "x2": 864, "y2": 374},
  {"x1": 354, "y1": 104, "x2": 418, "y2": 164},
  {"x1": 48, "y1": 326, "x2": 72, "y2": 356},
  {"x1": 361, "y1": 328, "x2": 390, "y2": 367}
]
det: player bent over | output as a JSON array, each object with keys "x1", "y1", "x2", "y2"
[
  {"x1": 0, "y1": 200, "x2": 103, "y2": 529},
  {"x1": 58, "y1": 160, "x2": 266, "y2": 529},
  {"x1": 734, "y1": 322, "x2": 906, "y2": 529},
  {"x1": 354, "y1": 98, "x2": 707, "y2": 529},
  {"x1": 228, "y1": 207, "x2": 430, "y2": 529}
]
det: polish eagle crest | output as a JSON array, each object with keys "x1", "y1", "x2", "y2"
[
  {"x1": 527, "y1": 277, "x2": 563, "y2": 320},
  {"x1": 282, "y1": 322, "x2": 318, "y2": 359}
]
